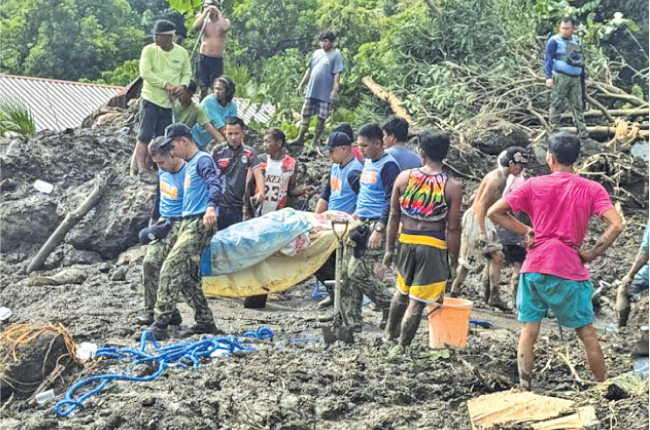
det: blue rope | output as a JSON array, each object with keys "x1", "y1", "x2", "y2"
[{"x1": 54, "y1": 326, "x2": 273, "y2": 417}]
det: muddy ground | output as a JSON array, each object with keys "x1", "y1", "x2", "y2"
[{"x1": 0, "y1": 115, "x2": 648, "y2": 429}]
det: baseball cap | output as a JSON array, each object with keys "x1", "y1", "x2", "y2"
[
  {"x1": 161, "y1": 123, "x2": 193, "y2": 148},
  {"x1": 323, "y1": 131, "x2": 352, "y2": 153}
]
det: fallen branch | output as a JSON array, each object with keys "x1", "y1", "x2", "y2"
[
  {"x1": 557, "y1": 349, "x2": 583, "y2": 386},
  {"x1": 26, "y1": 169, "x2": 116, "y2": 273},
  {"x1": 362, "y1": 76, "x2": 413, "y2": 123},
  {"x1": 558, "y1": 126, "x2": 650, "y2": 138},
  {"x1": 586, "y1": 95, "x2": 614, "y2": 122}
]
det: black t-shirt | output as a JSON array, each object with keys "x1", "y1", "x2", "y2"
[{"x1": 211, "y1": 143, "x2": 261, "y2": 209}]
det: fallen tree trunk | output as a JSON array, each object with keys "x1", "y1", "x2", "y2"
[
  {"x1": 558, "y1": 126, "x2": 650, "y2": 138},
  {"x1": 26, "y1": 169, "x2": 117, "y2": 273},
  {"x1": 559, "y1": 108, "x2": 649, "y2": 120},
  {"x1": 362, "y1": 76, "x2": 413, "y2": 123}
]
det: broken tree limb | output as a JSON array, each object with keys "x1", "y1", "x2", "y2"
[
  {"x1": 26, "y1": 169, "x2": 117, "y2": 273},
  {"x1": 558, "y1": 108, "x2": 648, "y2": 120},
  {"x1": 586, "y1": 95, "x2": 614, "y2": 123},
  {"x1": 558, "y1": 126, "x2": 650, "y2": 138},
  {"x1": 362, "y1": 76, "x2": 413, "y2": 123}
]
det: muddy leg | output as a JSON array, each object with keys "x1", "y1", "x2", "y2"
[
  {"x1": 450, "y1": 266, "x2": 469, "y2": 297},
  {"x1": 386, "y1": 291, "x2": 408, "y2": 340},
  {"x1": 575, "y1": 324, "x2": 607, "y2": 382},
  {"x1": 488, "y1": 251, "x2": 508, "y2": 310},
  {"x1": 511, "y1": 262, "x2": 521, "y2": 303},
  {"x1": 399, "y1": 299, "x2": 426, "y2": 348},
  {"x1": 518, "y1": 322, "x2": 540, "y2": 390}
]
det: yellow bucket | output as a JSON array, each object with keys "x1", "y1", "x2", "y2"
[{"x1": 428, "y1": 297, "x2": 473, "y2": 349}]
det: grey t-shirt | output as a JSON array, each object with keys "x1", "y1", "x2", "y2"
[
  {"x1": 386, "y1": 146, "x2": 422, "y2": 170},
  {"x1": 305, "y1": 49, "x2": 344, "y2": 102}
]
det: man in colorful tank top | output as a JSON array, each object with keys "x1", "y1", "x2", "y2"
[
  {"x1": 381, "y1": 130, "x2": 462, "y2": 350},
  {"x1": 136, "y1": 137, "x2": 187, "y2": 326},
  {"x1": 149, "y1": 123, "x2": 224, "y2": 340},
  {"x1": 450, "y1": 146, "x2": 529, "y2": 311},
  {"x1": 339, "y1": 124, "x2": 400, "y2": 334},
  {"x1": 488, "y1": 132, "x2": 623, "y2": 389},
  {"x1": 545, "y1": 17, "x2": 589, "y2": 142}
]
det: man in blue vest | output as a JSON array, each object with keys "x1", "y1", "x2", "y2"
[
  {"x1": 314, "y1": 131, "x2": 364, "y2": 309},
  {"x1": 545, "y1": 17, "x2": 588, "y2": 141},
  {"x1": 150, "y1": 123, "x2": 223, "y2": 339},
  {"x1": 136, "y1": 137, "x2": 187, "y2": 326},
  {"x1": 340, "y1": 124, "x2": 401, "y2": 333}
]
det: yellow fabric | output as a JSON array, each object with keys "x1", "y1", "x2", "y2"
[
  {"x1": 396, "y1": 271, "x2": 446, "y2": 303},
  {"x1": 398, "y1": 233, "x2": 446, "y2": 249},
  {"x1": 203, "y1": 212, "x2": 357, "y2": 297}
]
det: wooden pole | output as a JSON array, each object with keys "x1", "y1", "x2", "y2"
[{"x1": 26, "y1": 169, "x2": 117, "y2": 273}]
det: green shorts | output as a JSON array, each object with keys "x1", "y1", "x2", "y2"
[
  {"x1": 396, "y1": 233, "x2": 449, "y2": 304},
  {"x1": 517, "y1": 272, "x2": 594, "y2": 328}
]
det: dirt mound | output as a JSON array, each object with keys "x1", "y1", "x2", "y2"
[
  {"x1": 1, "y1": 127, "x2": 152, "y2": 262},
  {"x1": 466, "y1": 116, "x2": 529, "y2": 155}
]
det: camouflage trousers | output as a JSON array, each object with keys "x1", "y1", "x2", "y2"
[
  {"x1": 339, "y1": 221, "x2": 393, "y2": 330},
  {"x1": 141, "y1": 222, "x2": 181, "y2": 313},
  {"x1": 154, "y1": 217, "x2": 215, "y2": 326},
  {"x1": 549, "y1": 72, "x2": 588, "y2": 139}
]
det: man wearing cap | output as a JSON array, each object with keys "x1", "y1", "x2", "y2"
[
  {"x1": 339, "y1": 124, "x2": 400, "y2": 333},
  {"x1": 192, "y1": 0, "x2": 230, "y2": 99},
  {"x1": 313, "y1": 131, "x2": 364, "y2": 309},
  {"x1": 132, "y1": 19, "x2": 192, "y2": 183},
  {"x1": 450, "y1": 146, "x2": 529, "y2": 311},
  {"x1": 150, "y1": 123, "x2": 223, "y2": 339},
  {"x1": 136, "y1": 137, "x2": 187, "y2": 326}
]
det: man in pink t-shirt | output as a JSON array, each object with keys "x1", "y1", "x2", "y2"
[{"x1": 488, "y1": 133, "x2": 624, "y2": 390}]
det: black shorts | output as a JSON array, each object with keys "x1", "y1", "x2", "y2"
[
  {"x1": 138, "y1": 100, "x2": 172, "y2": 144},
  {"x1": 503, "y1": 244, "x2": 527, "y2": 264},
  {"x1": 197, "y1": 54, "x2": 224, "y2": 90}
]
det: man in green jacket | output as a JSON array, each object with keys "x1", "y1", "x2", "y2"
[{"x1": 132, "y1": 19, "x2": 192, "y2": 183}]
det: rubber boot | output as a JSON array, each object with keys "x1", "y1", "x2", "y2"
[
  {"x1": 244, "y1": 295, "x2": 268, "y2": 309},
  {"x1": 288, "y1": 117, "x2": 310, "y2": 149}
]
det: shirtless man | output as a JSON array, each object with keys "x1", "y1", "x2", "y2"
[
  {"x1": 193, "y1": 0, "x2": 230, "y2": 99},
  {"x1": 450, "y1": 146, "x2": 528, "y2": 310}
]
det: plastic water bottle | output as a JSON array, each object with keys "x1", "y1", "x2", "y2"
[{"x1": 76, "y1": 343, "x2": 98, "y2": 360}]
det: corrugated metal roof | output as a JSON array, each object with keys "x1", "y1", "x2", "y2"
[
  {"x1": 0, "y1": 74, "x2": 277, "y2": 132},
  {"x1": 0, "y1": 74, "x2": 123, "y2": 132}
]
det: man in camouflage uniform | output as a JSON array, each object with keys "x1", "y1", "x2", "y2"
[
  {"x1": 545, "y1": 17, "x2": 589, "y2": 142},
  {"x1": 339, "y1": 124, "x2": 400, "y2": 333},
  {"x1": 136, "y1": 137, "x2": 187, "y2": 326},
  {"x1": 150, "y1": 123, "x2": 223, "y2": 339}
]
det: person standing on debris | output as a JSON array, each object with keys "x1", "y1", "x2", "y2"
[
  {"x1": 545, "y1": 18, "x2": 590, "y2": 143},
  {"x1": 488, "y1": 132, "x2": 624, "y2": 388},
  {"x1": 450, "y1": 146, "x2": 528, "y2": 311},
  {"x1": 290, "y1": 31, "x2": 344, "y2": 149},
  {"x1": 339, "y1": 124, "x2": 400, "y2": 333},
  {"x1": 313, "y1": 131, "x2": 365, "y2": 309},
  {"x1": 136, "y1": 137, "x2": 187, "y2": 326},
  {"x1": 194, "y1": 77, "x2": 237, "y2": 150},
  {"x1": 133, "y1": 20, "x2": 192, "y2": 183},
  {"x1": 171, "y1": 81, "x2": 222, "y2": 146},
  {"x1": 496, "y1": 169, "x2": 530, "y2": 310},
  {"x1": 381, "y1": 116, "x2": 422, "y2": 170},
  {"x1": 256, "y1": 128, "x2": 316, "y2": 215},
  {"x1": 192, "y1": 0, "x2": 230, "y2": 99},
  {"x1": 211, "y1": 116, "x2": 264, "y2": 230},
  {"x1": 382, "y1": 130, "x2": 462, "y2": 349},
  {"x1": 616, "y1": 221, "x2": 649, "y2": 327},
  {"x1": 150, "y1": 123, "x2": 224, "y2": 339}
]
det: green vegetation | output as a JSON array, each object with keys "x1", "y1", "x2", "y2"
[
  {"x1": 0, "y1": 100, "x2": 36, "y2": 136},
  {"x1": 1, "y1": 0, "x2": 647, "y2": 134}
]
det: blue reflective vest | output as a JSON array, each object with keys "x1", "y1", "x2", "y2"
[
  {"x1": 551, "y1": 34, "x2": 583, "y2": 77},
  {"x1": 182, "y1": 151, "x2": 216, "y2": 217},
  {"x1": 356, "y1": 154, "x2": 398, "y2": 219},
  {"x1": 158, "y1": 164, "x2": 186, "y2": 218},
  {"x1": 328, "y1": 158, "x2": 363, "y2": 214}
]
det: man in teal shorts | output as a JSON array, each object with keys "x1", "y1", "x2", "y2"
[{"x1": 488, "y1": 133, "x2": 624, "y2": 389}]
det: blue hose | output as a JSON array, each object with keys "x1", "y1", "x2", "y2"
[{"x1": 54, "y1": 326, "x2": 273, "y2": 417}]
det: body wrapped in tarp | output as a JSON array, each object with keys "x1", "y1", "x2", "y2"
[
  {"x1": 208, "y1": 208, "x2": 312, "y2": 276},
  {"x1": 203, "y1": 211, "x2": 356, "y2": 297}
]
